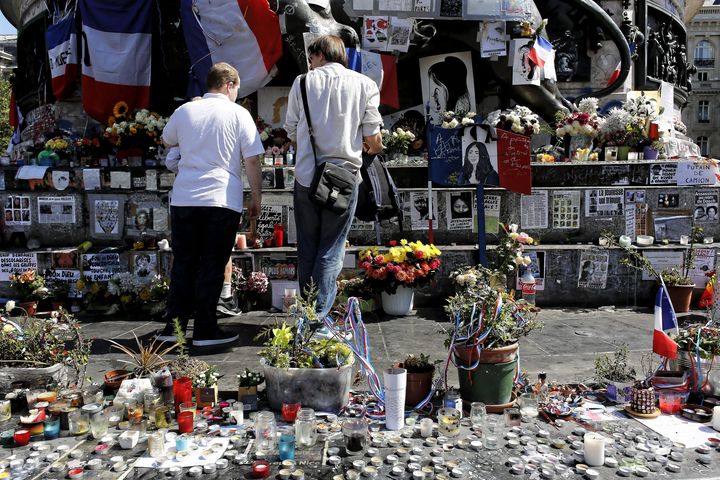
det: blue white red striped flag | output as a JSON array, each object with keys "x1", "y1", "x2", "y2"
[
  {"x1": 180, "y1": 0, "x2": 282, "y2": 99},
  {"x1": 346, "y1": 48, "x2": 399, "y2": 109},
  {"x1": 79, "y1": 0, "x2": 152, "y2": 122},
  {"x1": 653, "y1": 286, "x2": 679, "y2": 359},
  {"x1": 528, "y1": 36, "x2": 552, "y2": 69},
  {"x1": 47, "y1": 13, "x2": 79, "y2": 100}
]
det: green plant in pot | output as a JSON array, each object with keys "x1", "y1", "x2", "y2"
[
  {"x1": 256, "y1": 285, "x2": 355, "y2": 412},
  {"x1": 604, "y1": 227, "x2": 702, "y2": 312},
  {"x1": 594, "y1": 343, "x2": 637, "y2": 403},
  {"x1": 443, "y1": 265, "x2": 542, "y2": 407},
  {"x1": 396, "y1": 353, "x2": 436, "y2": 408}
]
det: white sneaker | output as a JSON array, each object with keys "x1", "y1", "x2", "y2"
[{"x1": 312, "y1": 326, "x2": 353, "y2": 342}]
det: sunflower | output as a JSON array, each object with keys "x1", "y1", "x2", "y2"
[{"x1": 113, "y1": 101, "x2": 129, "y2": 118}]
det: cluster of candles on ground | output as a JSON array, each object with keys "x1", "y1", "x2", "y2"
[{"x1": 1, "y1": 383, "x2": 718, "y2": 479}]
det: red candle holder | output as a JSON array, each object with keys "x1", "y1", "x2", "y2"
[
  {"x1": 251, "y1": 460, "x2": 270, "y2": 478},
  {"x1": 14, "y1": 428, "x2": 30, "y2": 446},
  {"x1": 173, "y1": 377, "x2": 193, "y2": 413},
  {"x1": 281, "y1": 403, "x2": 301, "y2": 423},
  {"x1": 177, "y1": 411, "x2": 194, "y2": 434}
]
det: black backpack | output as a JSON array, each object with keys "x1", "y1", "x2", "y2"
[{"x1": 355, "y1": 154, "x2": 403, "y2": 228}]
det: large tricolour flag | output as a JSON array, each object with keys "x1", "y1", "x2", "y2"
[
  {"x1": 79, "y1": 0, "x2": 152, "y2": 122},
  {"x1": 346, "y1": 48, "x2": 399, "y2": 109},
  {"x1": 46, "y1": 13, "x2": 79, "y2": 100},
  {"x1": 181, "y1": 0, "x2": 282, "y2": 99},
  {"x1": 653, "y1": 286, "x2": 679, "y2": 359}
]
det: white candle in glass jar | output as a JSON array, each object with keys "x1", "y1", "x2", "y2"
[
  {"x1": 584, "y1": 432, "x2": 605, "y2": 467},
  {"x1": 713, "y1": 406, "x2": 720, "y2": 431}
]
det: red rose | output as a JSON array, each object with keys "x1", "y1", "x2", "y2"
[
  {"x1": 388, "y1": 240, "x2": 397, "y2": 246},
  {"x1": 415, "y1": 251, "x2": 424, "y2": 259}
]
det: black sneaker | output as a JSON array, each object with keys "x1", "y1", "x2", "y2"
[
  {"x1": 154, "y1": 318, "x2": 189, "y2": 343},
  {"x1": 216, "y1": 296, "x2": 241, "y2": 317},
  {"x1": 191, "y1": 328, "x2": 239, "y2": 348}
]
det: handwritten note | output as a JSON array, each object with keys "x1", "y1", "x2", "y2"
[
  {"x1": 497, "y1": 128, "x2": 531, "y2": 194},
  {"x1": 675, "y1": 160, "x2": 717, "y2": 186}
]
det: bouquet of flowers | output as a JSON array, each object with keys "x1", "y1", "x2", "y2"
[
  {"x1": 381, "y1": 127, "x2": 416, "y2": 156},
  {"x1": 237, "y1": 368, "x2": 264, "y2": 387},
  {"x1": 45, "y1": 136, "x2": 71, "y2": 153},
  {"x1": 77, "y1": 273, "x2": 167, "y2": 314},
  {"x1": 491, "y1": 223, "x2": 535, "y2": 274},
  {"x1": 439, "y1": 111, "x2": 477, "y2": 129},
  {"x1": 555, "y1": 98, "x2": 602, "y2": 138},
  {"x1": 359, "y1": 240, "x2": 441, "y2": 294},
  {"x1": 104, "y1": 101, "x2": 168, "y2": 148},
  {"x1": 9, "y1": 270, "x2": 48, "y2": 300},
  {"x1": 233, "y1": 268, "x2": 269, "y2": 310},
  {"x1": 192, "y1": 365, "x2": 220, "y2": 388},
  {"x1": 488, "y1": 105, "x2": 541, "y2": 136},
  {"x1": 598, "y1": 107, "x2": 632, "y2": 146}
]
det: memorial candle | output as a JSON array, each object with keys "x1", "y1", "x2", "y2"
[{"x1": 584, "y1": 432, "x2": 605, "y2": 467}]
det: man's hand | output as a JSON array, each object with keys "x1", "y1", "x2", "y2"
[{"x1": 247, "y1": 196, "x2": 261, "y2": 220}]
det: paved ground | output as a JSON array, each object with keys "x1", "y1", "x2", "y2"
[{"x1": 79, "y1": 305, "x2": 702, "y2": 392}]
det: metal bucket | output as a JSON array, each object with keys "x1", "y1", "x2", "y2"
[{"x1": 263, "y1": 358, "x2": 354, "y2": 413}]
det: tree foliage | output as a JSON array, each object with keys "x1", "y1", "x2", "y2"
[{"x1": 0, "y1": 78, "x2": 13, "y2": 152}]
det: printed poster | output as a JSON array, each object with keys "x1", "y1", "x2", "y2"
[
  {"x1": 552, "y1": 191, "x2": 580, "y2": 229},
  {"x1": 363, "y1": 16, "x2": 389, "y2": 51},
  {"x1": 446, "y1": 191, "x2": 473, "y2": 230},
  {"x1": 409, "y1": 191, "x2": 439, "y2": 230},
  {"x1": 690, "y1": 248, "x2": 715, "y2": 288},
  {"x1": 4, "y1": 195, "x2": 31, "y2": 225},
  {"x1": 131, "y1": 252, "x2": 158, "y2": 280},
  {"x1": 480, "y1": 21, "x2": 507, "y2": 58},
  {"x1": 649, "y1": 163, "x2": 678, "y2": 185},
  {"x1": 641, "y1": 250, "x2": 685, "y2": 281},
  {"x1": 419, "y1": 52, "x2": 475, "y2": 126},
  {"x1": 694, "y1": 191, "x2": 719, "y2": 224},
  {"x1": 585, "y1": 188, "x2": 624, "y2": 217},
  {"x1": 676, "y1": 161, "x2": 717, "y2": 186},
  {"x1": 510, "y1": 38, "x2": 540, "y2": 86},
  {"x1": 387, "y1": 18, "x2": 413, "y2": 53},
  {"x1": 520, "y1": 190, "x2": 548, "y2": 230},
  {"x1": 466, "y1": 0, "x2": 501, "y2": 17},
  {"x1": 0, "y1": 253, "x2": 38, "y2": 281},
  {"x1": 37, "y1": 196, "x2": 75, "y2": 224},
  {"x1": 94, "y1": 199, "x2": 120, "y2": 234},
  {"x1": 578, "y1": 250, "x2": 609, "y2": 289},
  {"x1": 82, "y1": 253, "x2": 124, "y2": 282}
]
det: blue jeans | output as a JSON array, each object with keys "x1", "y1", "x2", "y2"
[
  {"x1": 166, "y1": 206, "x2": 240, "y2": 338},
  {"x1": 294, "y1": 181, "x2": 358, "y2": 319}
]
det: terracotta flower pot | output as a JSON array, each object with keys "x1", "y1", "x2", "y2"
[
  {"x1": 397, "y1": 363, "x2": 434, "y2": 408},
  {"x1": 104, "y1": 369, "x2": 131, "y2": 391},
  {"x1": 665, "y1": 284, "x2": 695, "y2": 313}
]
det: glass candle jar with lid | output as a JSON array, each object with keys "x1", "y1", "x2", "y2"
[{"x1": 254, "y1": 411, "x2": 277, "y2": 454}]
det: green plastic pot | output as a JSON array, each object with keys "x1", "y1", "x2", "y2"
[{"x1": 455, "y1": 357, "x2": 517, "y2": 406}]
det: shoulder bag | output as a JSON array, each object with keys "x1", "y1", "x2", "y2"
[{"x1": 300, "y1": 75, "x2": 357, "y2": 215}]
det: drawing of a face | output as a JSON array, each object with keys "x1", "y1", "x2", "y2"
[
  {"x1": 466, "y1": 145, "x2": 480, "y2": 165},
  {"x1": 431, "y1": 79, "x2": 448, "y2": 115},
  {"x1": 453, "y1": 198, "x2": 469, "y2": 214}
]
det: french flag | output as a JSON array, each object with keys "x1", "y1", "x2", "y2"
[
  {"x1": 79, "y1": 0, "x2": 151, "y2": 122},
  {"x1": 46, "y1": 13, "x2": 79, "y2": 100},
  {"x1": 607, "y1": 61, "x2": 622, "y2": 86},
  {"x1": 653, "y1": 286, "x2": 679, "y2": 359},
  {"x1": 181, "y1": 0, "x2": 282, "y2": 99},
  {"x1": 528, "y1": 36, "x2": 553, "y2": 69},
  {"x1": 347, "y1": 48, "x2": 399, "y2": 109}
]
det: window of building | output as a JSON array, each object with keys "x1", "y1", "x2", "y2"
[
  {"x1": 699, "y1": 101, "x2": 711, "y2": 123},
  {"x1": 697, "y1": 136, "x2": 709, "y2": 156},
  {"x1": 695, "y1": 40, "x2": 715, "y2": 67},
  {"x1": 698, "y1": 71, "x2": 709, "y2": 81}
]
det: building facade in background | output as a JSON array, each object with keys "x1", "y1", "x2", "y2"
[{"x1": 686, "y1": 0, "x2": 720, "y2": 158}]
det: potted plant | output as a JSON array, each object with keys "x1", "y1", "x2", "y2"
[
  {"x1": 594, "y1": 343, "x2": 637, "y2": 403},
  {"x1": 9, "y1": 270, "x2": 49, "y2": 316},
  {"x1": 605, "y1": 227, "x2": 703, "y2": 312},
  {"x1": 396, "y1": 353, "x2": 435, "y2": 407},
  {"x1": 237, "y1": 368, "x2": 264, "y2": 410},
  {"x1": 554, "y1": 98, "x2": 601, "y2": 160},
  {"x1": 444, "y1": 266, "x2": 542, "y2": 408},
  {"x1": 192, "y1": 365, "x2": 219, "y2": 408},
  {"x1": 669, "y1": 324, "x2": 720, "y2": 396},
  {"x1": 256, "y1": 288, "x2": 354, "y2": 412},
  {"x1": 107, "y1": 333, "x2": 177, "y2": 379},
  {"x1": 359, "y1": 240, "x2": 441, "y2": 316},
  {"x1": 0, "y1": 305, "x2": 92, "y2": 393}
]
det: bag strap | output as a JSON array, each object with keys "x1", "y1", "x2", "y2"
[{"x1": 299, "y1": 75, "x2": 319, "y2": 166}]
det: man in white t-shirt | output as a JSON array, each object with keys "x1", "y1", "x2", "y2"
[
  {"x1": 284, "y1": 36, "x2": 383, "y2": 321},
  {"x1": 157, "y1": 62, "x2": 263, "y2": 349}
]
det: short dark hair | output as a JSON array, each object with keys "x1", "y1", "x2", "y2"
[
  {"x1": 206, "y1": 62, "x2": 240, "y2": 91},
  {"x1": 308, "y1": 35, "x2": 347, "y2": 67}
]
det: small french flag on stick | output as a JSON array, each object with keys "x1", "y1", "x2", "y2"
[
  {"x1": 653, "y1": 286, "x2": 679, "y2": 360},
  {"x1": 528, "y1": 36, "x2": 553, "y2": 69},
  {"x1": 607, "y1": 61, "x2": 622, "y2": 86}
]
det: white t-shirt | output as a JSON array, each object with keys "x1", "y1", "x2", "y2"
[
  {"x1": 162, "y1": 93, "x2": 264, "y2": 213},
  {"x1": 284, "y1": 63, "x2": 382, "y2": 187}
]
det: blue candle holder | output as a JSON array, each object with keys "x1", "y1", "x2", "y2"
[
  {"x1": 176, "y1": 435, "x2": 189, "y2": 452},
  {"x1": 278, "y1": 434, "x2": 295, "y2": 461},
  {"x1": 44, "y1": 417, "x2": 61, "y2": 440}
]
